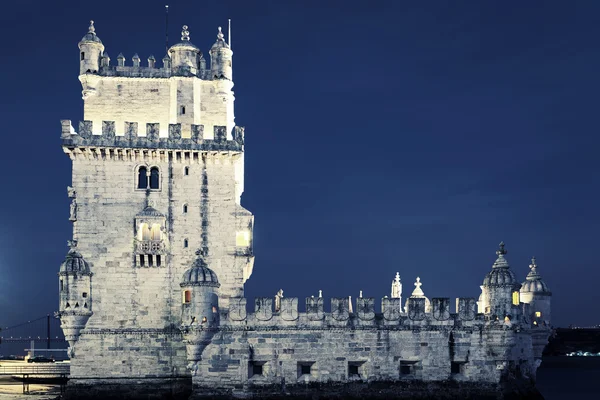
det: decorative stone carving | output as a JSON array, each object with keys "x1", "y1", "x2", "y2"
[
  {"x1": 306, "y1": 297, "x2": 324, "y2": 321},
  {"x1": 255, "y1": 297, "x2": 273, "y2": 321},
  {"x1": 382, "y1": 297, "x2": 401, "y2": 321},
  {"x1": 214, "y1": 126, "x2": 227, "y2": 141},
  {"x1": 408, "y1": 298, "x2": 426, "y2": 321},
  {"x1": 229, "y1": 297, "x2": 247, "y2": 321},
  {"x1": 280, "y1": 297, "x2": 298, "y2": 321},
  {"x1": 457, "y1": 298, "x2": 477, "y2": 321},
  {"x1": 432, "y1": 298, "x2": 450, "y2": 321},
  {"x1": 331, "y1": 298, "x2": 350, "y2": 321},
  {"x1": 274, "y1": 289, "x2": 284, "y2": 312},
  {"x1": 357, "y1": 297, "x2": 375, "y2": 321},
  {"x1": 67, "y1": 186, "x2": 76, "y2": 198},
  {"x1": 69, "y1": 199, "x2": 77, "y2": 221}
]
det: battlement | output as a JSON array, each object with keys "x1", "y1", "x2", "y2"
[
  {"x1": 60, "y1": 120, "x2": 244, "y2": 152},
  {"x1": 95, "y1": 64, "x2": 214, "y2": 80},
  {"x1": 220, "y1": 296, "x2": 528, "y2": 330}
]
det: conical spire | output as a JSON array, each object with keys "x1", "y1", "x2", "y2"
[
  {"x1": 492, "y1": 241, "x2": 510, "y2": 268},
  {"x1": 526, "y1": 257, "x2": 541, "y2": 280},
  {"x1": 80, "y1": 19, "x2": 102, "y2": 44},
  {"x1": 211, "y1": 26, "x2": 230, "y2": 49},
  {"x1": 411, "y1": 277, "x2": 425, "y2": 297},
  {"x1": 181, "y1": 25, "x2": 190, "y2": 41}
]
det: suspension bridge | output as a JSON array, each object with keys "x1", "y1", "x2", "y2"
[{"x1": 0, "y1": 315, "x2": 67, "y2": 358}]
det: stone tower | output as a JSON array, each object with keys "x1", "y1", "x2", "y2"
[{"x1": 59, "y1": 21, "x2": 253, "y2": 388}]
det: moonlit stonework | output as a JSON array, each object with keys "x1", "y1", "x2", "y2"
[{"x1": 57, "y1": 20, "x2": 553, "y2": 399}]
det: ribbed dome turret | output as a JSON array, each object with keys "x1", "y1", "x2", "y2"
[
  {"x1": 59, "y1": 241, "x2": 92, "y2": 275},
  {"x1": 483, "y1": 242, "x2": 518, "y2": 287},
  {"x1": 79, "y1": 20, "x2": 102, "y2": 44},
  {"x1": 520, "y1": 257, "x2": 551, "y2": 294},
  {"x1": 181, "y1": 250, "x2": 220, "y2": 287}
]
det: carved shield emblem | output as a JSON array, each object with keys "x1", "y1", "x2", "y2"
[
  {"x1": 457, "y1": 298, "x2": 476, "y2": 321},
  {"x1": 331, "y1": 298, "x2": 350, "y2": 321},
  {"x1": 255, "y1": 297, "x2": 273, "y2": 321},
  {"x1": 357, "y1": 298, "x2": 375, "y2": 321},
  {"x1": 432, "y1": 298, "x2": 450, "y2": 321},
  {"x1": 280, "y1": 297, "x2": 299, "y2": 321},
  {"x1": 229, "y1": 297, "x2": 247, "y2": 321},
  {"x1": 306, "y1": 297, "x2": 324, "y2": 321},
  {"x1": 408, "y1": 298, "x2": 426, "y2": 321},
  {"x1": 382, "y1": 298, "x2": 401, "y2": 321}
]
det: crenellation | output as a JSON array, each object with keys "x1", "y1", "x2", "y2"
[{"x1": 61, "y1": 120, "x2": 242, "y2": 152}]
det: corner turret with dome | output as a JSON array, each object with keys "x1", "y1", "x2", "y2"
[
  {"x1": 210, "y1": 27, "x2": 233, "y2": 80},
  {"x1": 57, "y1": 240, "x2": 93, "y2": 356},
  {"x1": 168, "y1": 25, "x2": 204, "y2": 75},
  {"x1": 479, "y1": 242, "x2": 522, "y2": 318},
  {"x1": 78, "y1": 20, "x2": 104, "y2": 75},
  {"x1": 180, "y1": 249, "x2": 221, "y2": 375},
  {"x1": 520, "y1": 257, "x2": 552, "y2": 325}
]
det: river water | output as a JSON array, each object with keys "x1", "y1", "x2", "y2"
[{"x1": 537, "y1": 356, "x2": 600, "y2": 399}]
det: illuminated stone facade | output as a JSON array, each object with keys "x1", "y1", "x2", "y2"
[{"x1": 58, "y1": 21, "x2": 552, "y2": 399}]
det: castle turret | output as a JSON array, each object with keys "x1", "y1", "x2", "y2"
[
  {"x1": 210, "y1": 27, "x2": 232, "y2": 80},
  {"x1": 480, "y1": 242, "x2": 521, "y2": 319},
  {"x1": 57, "y1": 240, "x2": 93, "y2": 356},
  {"x1": 78, "y1": 20, "x2": 104, "y2": 75},
  {"x1": 180, "y1": 250, "x2": 220, "y2": 373},
  {"x1": 168, "y1": 25, "x2": 202, "y2": 75},
  {"x1": 520, "y1": 257, "x2": 552, "y2": 326}
]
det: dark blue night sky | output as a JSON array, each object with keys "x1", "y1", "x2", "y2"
[{"x1": 0, "y1": 1, "x2": 598, "y2": 328}]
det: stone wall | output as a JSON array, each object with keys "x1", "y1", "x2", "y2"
[
  {"x1": 67, "y1": 148, "x2": 253, "y2": 378},
  {"x1": 81, "y1": 74, "x2": 234, "y2": 139}
]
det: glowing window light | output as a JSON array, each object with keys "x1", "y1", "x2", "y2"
[
  {"x1": 535, "y1": 311, "x2": 541, "y2": 318},
  {"x1": 512, "y1": 291, "x2": 520, "y2": 306},
  {"x1": 236, "y1": 231, "x2": 250, "y2": 247}
]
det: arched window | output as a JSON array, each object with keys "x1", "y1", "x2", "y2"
[
  {"x1": 183, "y1": 290, "x2": 191, "y2": 304},
  {"x1": 180, "y1": 106, "x2": 186, "y2": 115},
  {"x1": 184, "y1": 239, "x2": 188, "y2": 248},
  {"x1": 150, "y1": 224, "x2": 161, "y2": 240},
  {"x1": 183, "y1": 204, "x2": 188, "y2": 214},
  {"x1": 184, "y1": 166, "x2": 189, "y2": 176},
  {"x1": 140, "y1": 223, "x2": 151, "y2": 240},
  {"x1": 138, "y1": 166, "x2": 148, "y2": 189},
  {"x1": 150, "y1": 167, "x2": 160, "y2": 189}
]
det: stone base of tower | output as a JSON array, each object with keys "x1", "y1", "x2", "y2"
[
  {"x1": 188, "y1": 380, "x2": 543, "y2": 399},
  {"x1": 64, "y1": 378, "x2": 192, "y2": 400}
]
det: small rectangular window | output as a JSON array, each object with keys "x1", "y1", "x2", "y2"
[
  {"x1": 80, "y1": 52, "x2": 85, "y2": 61},
  {"x1": 297, "y1": 362, "x2": 314, "y2": 378},
  {"x1": 156, "y1": 255, "x2": 162, "y2": 267},
  {"x1": 148, "y1": 255, "x2": 154, "y2": 267},
  {"x1": 400, "y1": 361, "x2": 416, "y2": 377},
  {"x1": 249, "y1": 361, "x2": 265, "y2": 378},
  {"x1": 451, "y1": 361, "x2": 466, "y2": 375},
  {"x1": 60, "y1": 280, "x2": 64, "y2": 292},
  {"x1": 82, "y1": 292, "x2": 88, "y2": 298},
  {"x1": 348, "y1": 361, "x2": 364, "y2": 379},
  {"x1": 183, "y1": 290, "x2": 191, "y2": 304},
  {"x1": 535, "y1": 311, "x2": 541, "y2": 318},
  {"x1": 180, "y1": 106, "x2": 186, "y2": 115},
  {"x1": 140, "y1": 255, "x2": 145, "y2": 267}
]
